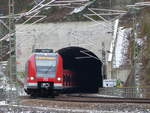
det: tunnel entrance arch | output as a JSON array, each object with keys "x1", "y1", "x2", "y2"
[{"x1": 57, "y1": 46, "x2": 103, "y2": 92}]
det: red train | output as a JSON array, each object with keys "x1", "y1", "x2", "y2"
[{"x1": 24, "y1": 50, "x2": 76, "y2": 97}]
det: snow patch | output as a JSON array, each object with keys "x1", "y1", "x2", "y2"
[
  {"x1": 70, "y1": 1, "x2": 94, "y2": 14},
  {"x1": 135, "y1": 38, "x2": 143, "y2": 46},
  {"x1": 113, "y1": 27, "x2": 131, "y2": 68},
  {"x1": 108, "y1": 19, "x2": 119, "y2": 62},
  {"x1": 0, "y1": 101, "x2": 8, "y2": 105}
]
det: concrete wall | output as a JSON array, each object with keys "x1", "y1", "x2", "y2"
[
  {"x1": 112, "y1": 68, "x2": 131, "y2": 82},
  {"x1": 16, "y1": 21, "x2": 113, "y2": 72}
]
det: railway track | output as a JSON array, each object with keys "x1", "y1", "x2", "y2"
[{"x1": 20, "y1": 94, "x2": 150, "y2": 104}]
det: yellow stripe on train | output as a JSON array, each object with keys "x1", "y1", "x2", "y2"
[{"x1": 35, "y1": 56, "x2": 56, "y2": 60}]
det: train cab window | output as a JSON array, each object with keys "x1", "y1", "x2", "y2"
[{"x1": 35, "y1": 56, "x2": 57, "y2": 77}]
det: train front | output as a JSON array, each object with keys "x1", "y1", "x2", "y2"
[{"x1": 24, "y1": 52, "x2": 63, "y2": 97}]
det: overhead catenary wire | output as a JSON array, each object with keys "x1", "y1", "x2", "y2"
[
  {"x1": 79, "y1": 50, "x2": 100, "y2": 60},
  {"x1": 83, "y1": 14, "x2": 112, "y2": 31},
  {"x1": 2, "y1": 0, "x2": 125, "y2": 64},
  {"x1": 127, "y1": 2, "x2": 150, "y2": 7},
  {"x1": 0, "y1": 0, "x2": 93, "y2": 29},
  {"x1": 55, "y1": 0, "x2": 89, "y2": 3},
  {"x1": 88, "y1": 8, "x2": 111, "y2": 23},
  {"x1": 85, "y1": 13, "x2": 125, "y2": 16},
  {"x1": 89, "y1": 8, "x2": 127, "y2": 13},
  {"x1": 31, "y1": 16, "x2": 47, "y2": 25},
  {"x1": 0, "y1": 19, "x2": 10, "y2": 30},
  {"x1": 22, "y1": 11, "x2": 41, "y2": 25},
  {"x1": 1, "y1": 0, "x2": 97, "y2": 66},
  {"x1": 14, "y1": 0, "x2": 94, "y2": 48},
  {"x1": 27, "y1": 0, "x2": 46, "y2": 13}
]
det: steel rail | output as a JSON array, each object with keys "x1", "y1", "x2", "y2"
[
  {"x1": 53, "y1": 94, "x2": 150, "y2": 103},
  {"x1": 20, "y1": 94, "x2": 150, "y2": 104}
]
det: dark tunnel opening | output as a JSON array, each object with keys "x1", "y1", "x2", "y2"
[{"x1": 57, "y1": 46, "x2": 103, "y2": 93}]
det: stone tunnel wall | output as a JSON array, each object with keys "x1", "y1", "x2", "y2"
[{"x1": 16, "y1": 21, "x2": 113, "y2": 72}]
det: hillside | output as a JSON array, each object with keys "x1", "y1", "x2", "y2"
[
  {"x1": 139, "y1": 7, "x2": 150, "y2": 97},
  {"x1": 0, "y1": 0, "x2": 144, "y2": 22},
  {"x1": 120, "y1": 6, "x2": 150, "y2": 97}
]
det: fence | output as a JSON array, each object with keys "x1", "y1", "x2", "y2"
[{"x1": 99, "y1": 87, "x2": 150, "y2": 98}]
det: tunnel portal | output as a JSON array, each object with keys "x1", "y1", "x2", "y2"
[{"x1": 58, "y1": 46, "x2": 103, "y2": 92}]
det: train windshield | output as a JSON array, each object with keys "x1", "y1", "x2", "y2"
[{"x1": 35, "y1": 56, "x2": 57, "y2": 77}]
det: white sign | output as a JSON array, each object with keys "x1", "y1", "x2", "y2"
[{"x1": 103, "y1": 79, "x2": 116, "y2": 87}]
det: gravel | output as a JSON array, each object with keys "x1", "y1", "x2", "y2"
[
  {"x1": 0, "y1": 102, "x2": 150, "y2": 113},
  {"x1": 10, "y1": 98, "x2": 149, "y2": 113}
]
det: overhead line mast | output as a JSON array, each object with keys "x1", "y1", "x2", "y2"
[{"x1": 9, "y1": 0, "x2": 16, "y2": 79}]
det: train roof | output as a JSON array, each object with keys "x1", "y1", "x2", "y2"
[{"x1": 32, "y1": 49, "x2": 53, "y2": 53}]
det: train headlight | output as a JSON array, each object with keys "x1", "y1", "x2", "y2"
[
  {"x1": 30, "y1": 77, "x2": 35, "y2": 80},
  {"x1": 57, "y1": 77, "x2": 61, "y2": 81}
]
